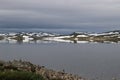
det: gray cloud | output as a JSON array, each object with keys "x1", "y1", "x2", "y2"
[{"x1": 0, "y1": 0, "x2": 120, "y2": 32}]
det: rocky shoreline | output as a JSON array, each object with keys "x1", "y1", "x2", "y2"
[{"x1": 0, "y1": 60, "x2": 85, "y2": 80}]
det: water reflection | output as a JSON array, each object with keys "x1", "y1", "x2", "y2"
[{"x1": 0, "y1": 43, "x2": 120, "y2": 80}]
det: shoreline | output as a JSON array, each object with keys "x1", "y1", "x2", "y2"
[
  {"x1": 0, "y1": 60, "x2": 85, "y2": 80},
  {"x1": 0, "y1": 30, "x2": 120, "y2": 44}
]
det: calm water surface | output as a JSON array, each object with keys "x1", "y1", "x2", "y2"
[{"x1": 0, "y1": 43, "x2": 120, "y2": 80}]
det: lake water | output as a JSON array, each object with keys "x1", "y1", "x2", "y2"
[{"x1": 0, "y1": 43, "x2": 120, "y2": 80}]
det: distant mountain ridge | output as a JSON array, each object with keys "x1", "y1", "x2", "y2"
[{"x1": 0, "y1": 30, "x2": 120, "y2": 44}]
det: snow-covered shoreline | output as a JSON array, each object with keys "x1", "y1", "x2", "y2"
[{"x1": 0, "y1": 30, "x2": 120, "y2": 44}]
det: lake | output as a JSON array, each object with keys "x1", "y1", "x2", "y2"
[{"x1": 0, "y1": 43, "x2": 120, "y2": 80}]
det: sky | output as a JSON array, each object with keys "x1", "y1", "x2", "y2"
[{"x1": 0, "y1": 0, "x2": 120, "y2": 32}]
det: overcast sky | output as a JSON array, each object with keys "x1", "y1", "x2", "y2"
[{"x1": 0, "y1": 0, "x2": 120, "y2": 32}]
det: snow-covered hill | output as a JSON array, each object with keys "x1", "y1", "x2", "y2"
[{"x1": 0, "y1": 30, "x2": 120, "y2": 44}]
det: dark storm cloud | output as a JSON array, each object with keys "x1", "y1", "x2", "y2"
[{"x1": 0, "y1": 0, "x2": 120, "y2": 30}]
